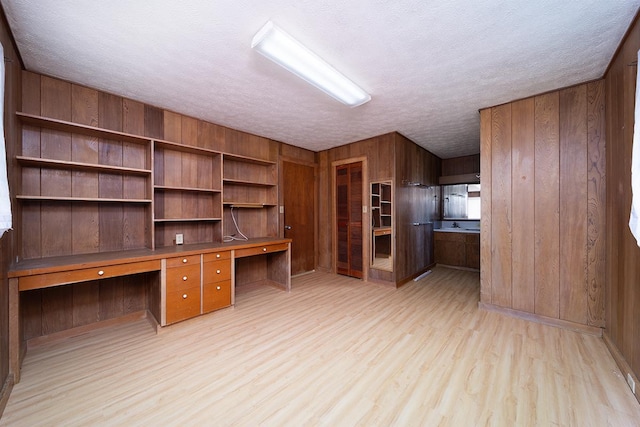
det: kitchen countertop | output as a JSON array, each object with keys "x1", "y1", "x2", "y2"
[{"x1": 434, "y1": 228, "x2": 480, "y2": 234}]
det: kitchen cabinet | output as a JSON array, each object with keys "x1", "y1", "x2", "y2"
[{"x1": 434, "y1": 231, "x2": 479, "y2": 270}]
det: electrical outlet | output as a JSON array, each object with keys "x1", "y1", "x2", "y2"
[
  {"x1": 175, "y1": 233, "x2": 184, "y2": 245},
  {"x1": 279, "y1": 206, "x2": 284, "y2": 214},
  {"x1": 627, "y1": 373, "x2": 636, "y2": 394}
]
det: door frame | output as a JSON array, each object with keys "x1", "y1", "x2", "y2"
[
  {"x1": 279, "y1": 156, "x2": 318, "y2": 274},
  {"x1": 331, "y1": 157, "x2": 368, "y2": 281}
]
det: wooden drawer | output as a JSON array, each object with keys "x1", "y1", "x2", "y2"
[
  {"x1": 18, "y1": 259, "x2": 161, "y2": 291},
  {"x1": 166, "y1": 264, "x2": 201, "y2": 293},
  {"x1": 234, "y1": 242, "x2": 289, "y2": 258},
  {"x1": 166, "y1": 285, "x2": 201, "y2": 324},
  {"x1": 203, "y1": 251, "x2": 231, "y2": 262},
  {"x1": 166, "y1": 255, "x2": 201, "y2": 268},
  {"x1": 203, "y1": 259, "x2": 231, "y2": 284},
  {"x1": 203, "y1": 280, "x2": 231, "y2": 313}
]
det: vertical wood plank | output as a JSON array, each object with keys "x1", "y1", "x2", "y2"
[
  {"x1": 559, "y1": 85, "x2": 588, "y2": 324},
  {"x1": 98, "y1": 93, "x2": 124, "y2": 252},
  {"x1": 71, "y1": 85, "x2": 100, "y2": 254},
  {"x1": 586, "y1": 80, "x2": 606, "y2": 328},
  {"x1": 122, "y1": 99, "x2": 147, "y2": 250},
  {"x1": 21, "y1": 71, "x2": 42, "y2": 259},
  {"x1": 534, "y1": 92, "x2": 560, "y2": 319},
  {"x1": 72, "y1": 282, "x2": 99, "y2": 327},
  {"x1": 144, "y1": 105, "x2": 164, "y2": 139},
  {"x1": 40, "y1": 77, "x2": 72, "y2": 257},
  {"x1": 41, "y1": 287, "x2": 73, "y2": 335},
  {"x1": 511, "y1": 98, "x2": 535, "y2": 312},
  {"x1": 491, "y1": 104, "x2": 512, "y2": 307}
]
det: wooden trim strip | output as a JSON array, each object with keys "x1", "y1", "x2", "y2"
[
  {"x1": 478, "y1": 302, "x2": 603, "y2": 336},
  {"x1": 603, "y1": 333, "x2": 640, "y2": 404}
]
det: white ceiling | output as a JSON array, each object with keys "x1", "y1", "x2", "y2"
[{"x1": 1, "y1": 1, "x2": 638, "y2": 159}]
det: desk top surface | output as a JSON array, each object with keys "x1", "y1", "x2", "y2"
[{"x1": 9, "y1": 237, "x2": 291, "y2": 278}]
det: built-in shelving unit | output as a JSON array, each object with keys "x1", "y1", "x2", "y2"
[{"x1": 16, "y1": 112, "x2": 279, "y2": 256}]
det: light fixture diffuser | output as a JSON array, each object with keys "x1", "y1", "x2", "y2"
[{"x1": 251, "y1": 21, "x2": 371, "y2": 107}]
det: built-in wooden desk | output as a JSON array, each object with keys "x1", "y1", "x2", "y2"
[{"x1": 8, "y1": 238, "x2": 291, "y2": 383}]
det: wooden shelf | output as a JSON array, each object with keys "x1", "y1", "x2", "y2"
[
  {"x1": 154, "y1": 185, "x2": 221, "y2": 193},
  {"x1": 154, "y1": 217, "x2": 222, "y2": 223},
  {"x1": 17, "y1": 156, "x2": 152, "y2": 175},
  {"x1": 17, "y1": 112, "x2": 151, "y2": 146},
  {"x1": 154, "y1": 140, "x2": 222, "y2": 156},
  {"x1": 222, "y1": 178, "x2": 276, "y2": 187},
  {"x1": 223, "y1": 153, "x2": 276, "y2": 166},
  {"x1": 223, "y1": 202, "x2": 270, "y2": 208},
  {"x1": 17, "y1": 195, "x2": 152, "y2": 203}
]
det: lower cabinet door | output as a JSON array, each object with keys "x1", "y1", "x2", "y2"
[
  {"x1": 166, "y1": 285, "x2": 201, "y2": 324},
  {"x1": 203, "y1": 280, "x2": 231, "y2": 313}
]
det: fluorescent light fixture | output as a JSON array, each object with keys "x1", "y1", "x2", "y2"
[{"x1": 251, "y1": 21, "x2": 371, "y2": 107}]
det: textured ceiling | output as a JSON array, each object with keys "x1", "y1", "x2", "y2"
[{"x1": 1, "y1": 1, "x2": 638, "y2": 158}]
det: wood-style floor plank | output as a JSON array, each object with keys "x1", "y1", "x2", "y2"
[{"x1": 2, "y1": 267, "x2": 639, "y2": 426}]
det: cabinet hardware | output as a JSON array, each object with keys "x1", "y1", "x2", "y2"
[
  {"x1": 98, "y1": 270, "x2": 104, "y2": 276},
  {"x1": 216, "y1": 269, "x2": 221, "y2": 274},
  {"x1": 182, "y1": 258, "x2": 187, "y2": 263},
  {"x1": 182, "y1": 276, "x2": 187, "y2": 281},
  {"x1": 182, "y1": 294, "x2": 187, "y2": 299}
]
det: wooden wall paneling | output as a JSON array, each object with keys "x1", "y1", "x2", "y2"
[
  {"x1": 41, "y1": 286, "x2": 73, "y2": 335},
  {"x1": 144, "y1": 105, "x2": 164, "y2": 139},
  {"x1": 98, "y1": 93, "x2": 124, "y2": 252},
  {"x1": 604, "y1": 13, "x2": 640, "y2": 387},
  {"x1": 480, "y1": 109, "x2": 492, "y2": 304},
  {"x1": 72, "y1": 281, "x2": 99, "y2": 328},
  {"x1": 317, "y1": 151, "x2": 331, "y2": 271},
  {"x1": 40, "y1": 77, "x2": 73, "y2": 257},
  {"x1": 559, "y1": 85, "x2": 588, "y2": 324},
  {"x1": 441, "y1": 154, "x2": 480, "y2": 176},
  {"x1": 99, "y1": 277, "x2": 124, "y2": 321},
  {"x1": 510, "y1": 99, "x2": 535, "y2": 312},
  {"x1": 586, "y1": 80, "x2": 606, "y2": 327},
  {"x1": 534, "y1": 92, "x2": 560, "y2": 319},
  {"x1": 122, "y1": 99, "x2": 149, "y2": 250},
  {"x1": 70, "y1": 85, "x2": 100, "y2": 254},
  {"x1": 19, "y1": 291, "x2": 42, "y2": 340},
  {"x1": 21, "y1": 72, "x2": 42, "y2": 259},
  {"x1": 490, "y1": 104, "x2": 512, "y2": 307}
]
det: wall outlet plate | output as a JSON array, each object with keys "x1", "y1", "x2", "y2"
[
  {"x1": 627, "y1": 373, "x2": 636, "y2": 394},
  {"x1": 176, "y1": 233, "x2": 184, "y2": 245}
]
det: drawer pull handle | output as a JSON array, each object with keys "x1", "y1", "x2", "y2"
[
  {"x1": 263, "y1": 247, "x2": 267, "y2": 252},
  {"x1": 216, "y1": 269, "x2": 221, "y2": 274},
  {"x1": 182, "y1": 276, "x2": 188, "y2": 281},
  {"x1": 216, "y1": 286, "x2": 221, "y2": 290},
  {"x1": 98, "y1": 270, "x2": 104, "y2": 276},
  {"x1": 182, "y1": 258, "x2": 187, "y2": 263},
  {"x1": 216, "y1": 254, "x2": 221, "y2": 258},
  {"x1": 182, "y1": 294, "x2": 188, "y2": 299}
]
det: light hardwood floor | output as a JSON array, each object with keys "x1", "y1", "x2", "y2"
[{"x1": 2, "y1": 267, "x2": 639, "y2": 426}]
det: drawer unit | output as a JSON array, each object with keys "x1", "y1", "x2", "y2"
[
  {"x1": 165, "y1": 255, "x2": 202, "y2": 324},
  {"x1": 166, "y1": 264, "x2": 201, "y2": 293},
  {"x1": 166, "y1": 254, "x2": 201, "y2": 268},
  {"x1": 203, "y1": 251, "x2": 231, "y2": 262},
  {"x1": 203, "y1": 254, "x2": 232, "y2": 312},
  {"x1": 166, "y1": 285, "x2": 201, "y2": 324},
  {"x1": 234, "y1": 242, "x2": 289, "y2": 258},
  {"x1": 203, "y1": 280, "x2": 231, "y2": 313},
  {"x1": 203, "y1": 259, "x2": 231, "y2": 283}
]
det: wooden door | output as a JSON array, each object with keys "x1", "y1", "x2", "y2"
[
  {"x1": 282, "y1": 161, "x2": 315, "y2": 275},
  {"x1": 336, "y1": 162, "x2": 363, "y2": 278}
]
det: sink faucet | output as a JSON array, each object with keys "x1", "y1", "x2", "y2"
[{"x1": 452, "y1": 221, "x2": 459, "y2": 228}]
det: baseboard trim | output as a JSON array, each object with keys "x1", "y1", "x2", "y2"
[
  {"x1": 603, "y1": 333, "x2": 640, "y2": 404},
  {"x1": 0, "y1": 374, "x2": 14, "y2": 419},
  {"x1": 478, "y1": 302, "x2": 603, "y2": 337},
  {"x1": 27, "y1": 310, "x2": 153, "y2": 349}
]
